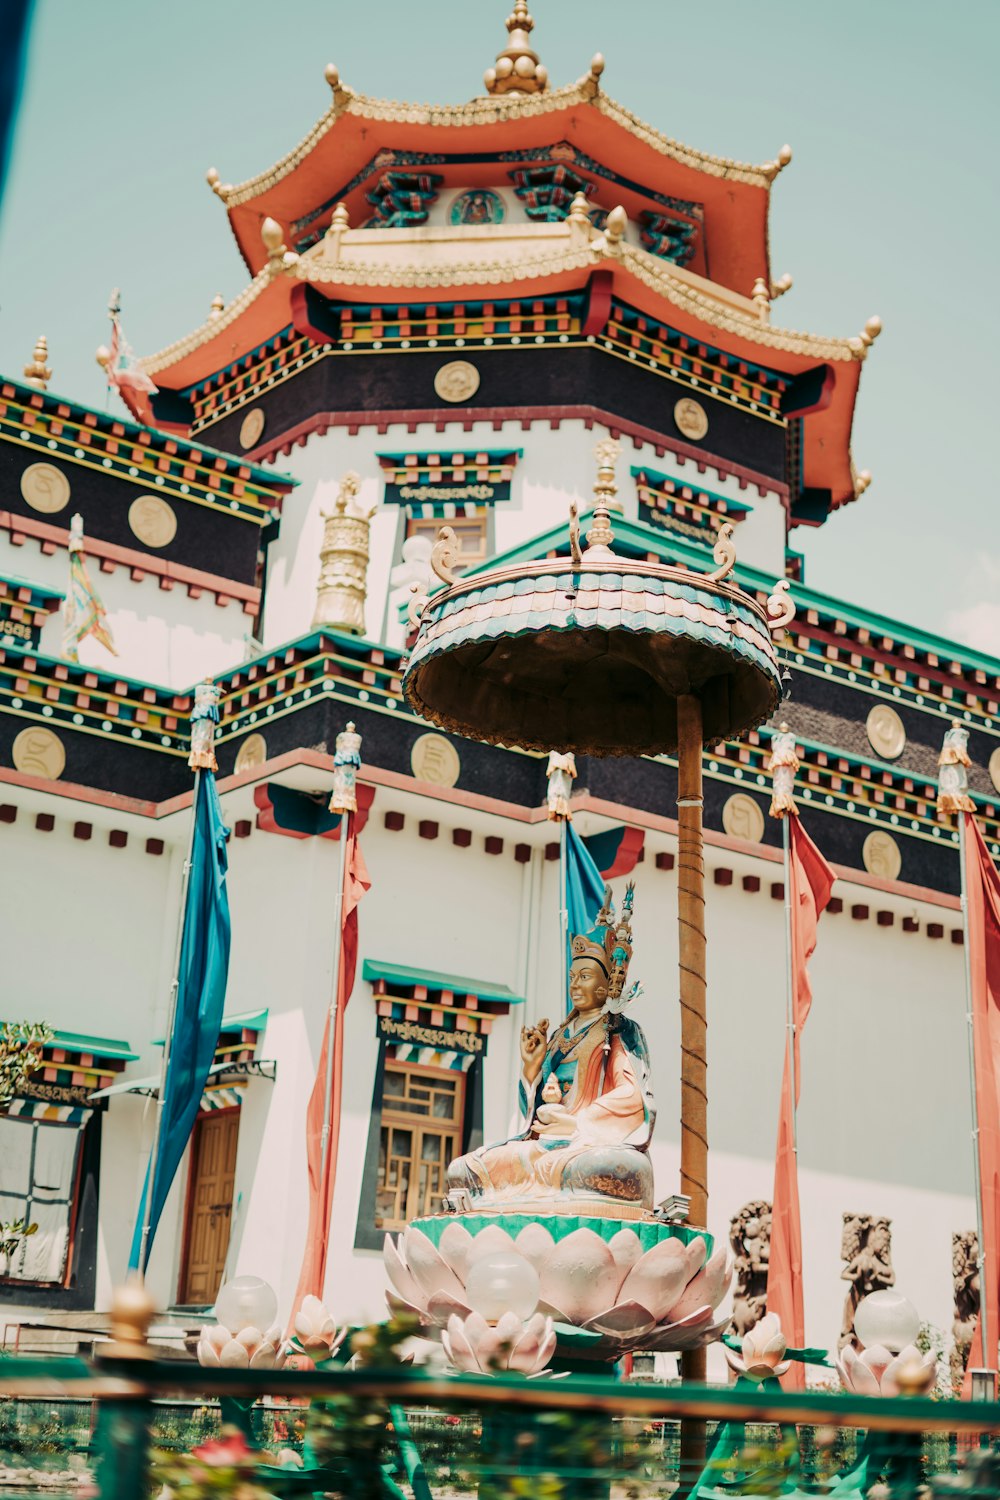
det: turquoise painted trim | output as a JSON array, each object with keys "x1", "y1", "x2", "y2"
[
  {"x1": 466, "y1": 509, "x2": 1000, "y2": 678},
  {"x1": 363, "y1": 958, "x2": 524, "y2": 1006},
  {"x1": 220, "y1": 1008, "x2": 268, "y2": 1034},
  {"x1": 47, "y1": 1030, "x2": 138, "y2": 1062},
  {"x1": 3, "y1": 374, "x2": 296, "y2": 493},
  {"x1": 630, "y1": 465, "x2": 753, "y2": 514},
  {"x1": 0, "y1": 572, "x2": 65, "y2": 604},
  {"x1": 377, "y1": 449, "x2": 524, "y2": 464}
]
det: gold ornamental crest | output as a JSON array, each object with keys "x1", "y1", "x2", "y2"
[
  {"x1": 673, "y1": 397, "x2": 709, "y2": 442},
  {"x1": 129, "y1": 496, "x2": 177, "y2": 549},
  {"x1": 20, "y1": 462, "x2": 71, "y2": 514},
  {"x1": 866, "y1": 703, "x2": 905, "y2": 761},
  {"x1": 721, "y1": 792, "x2": 765, "y2": 843},
  {"x1": 12, "y1": 726, "x2": 66, "y2": 780},
  {"x1": 239, "y1": 407, "x2": 266, "y2": 449},
  {"x1": 434, "y1": 360, "x2": 481, "y2": 404}
]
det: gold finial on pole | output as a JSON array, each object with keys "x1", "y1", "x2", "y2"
[
  {"x1": 104, "y1": 1275, "x2": 157, "y2": 1360},
  {"x1": 484, "y1": 0, "x2": 549, "y2": 97},
  {"x1": 23, "y1": 336, "x2": 52, "y2": 391},
  {"x1": 313, "y1": 472, "x2": 375, "y2": 634},
  {"x1": 585, "y1": 439, "x2": 620, "y2": 554}
]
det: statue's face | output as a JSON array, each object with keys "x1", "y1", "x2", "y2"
[{"x1": 569, "y1": 958, "x2": 609, "y2": 1013}]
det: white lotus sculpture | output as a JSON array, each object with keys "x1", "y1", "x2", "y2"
[
  {"x1": 292, "y1": 1294, "x2": 348, "y2": 1360},
  {"x1": 442, "y1": 1310, "x2": 557, "y2": 1375},
  {"x1": 723, "y1": 1312, "x2": 791, "y2": 1382},
  {"x1": 384, "y1": 1221, "x2": 731, "y2": 1360},
  {"x1": 197, "y1": 1321, "x2": 286, "y2": 1370},
  {"x1": 836, "y1": 1342, "x2": 936, "y2": 1397}
]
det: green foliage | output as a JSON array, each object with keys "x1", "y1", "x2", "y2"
[{"x1": 0, "y1": 1020, "x2": 53, "y2": 1107}]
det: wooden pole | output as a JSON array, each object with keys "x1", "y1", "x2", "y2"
[{"x1": 677, "y1": 695, "x2": 707, "y2": 1466}]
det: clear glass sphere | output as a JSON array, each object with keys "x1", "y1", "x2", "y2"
[
  {"x1": 854, "y1": 1289, "x2": 920, "y2": 1353},
  {"x1": 464, "y1": 1250, "x2": 539, "y2": 1324},
  {"x1": 214, "y1": 1275, "x2": 277, "y2": 1334}
]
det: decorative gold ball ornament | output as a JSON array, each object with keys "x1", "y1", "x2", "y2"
[
  {"x1": 410, "y1": 732, "x2": 461, "y2": 788},
  {"x1": 12, "y1": 726, "x2": 66, "y2": 780},
  {"x1": 234, "y1": 733, "x2": 268, "y2": 774},
  {"x1": 673, "y1": 397, "x2": 709, "y2": 442},
  {"x1": 722, "y1": 792, "x2": 765, "y2": 844},
  {"x1": 866, "y1": 704, "x2": 906, "y2": 761},
  {"x1": 20, "y1": 462, "x2": 71, "y2": 514},
  {"x1": 239, "y1": 407, "x2": 266, "y2": 449},
  {"x1": 434, "y1": 361, "x2": 480, "y2": 404},
  {"x1": 989, "y1": 747, "x2": 1000, "y2": 796},
  {"x1": 862, "y1": 829, "x2": 902, "y2": 882},
  {"x1": 128, "y1": 496, "x2": 177, "y2": 549}
]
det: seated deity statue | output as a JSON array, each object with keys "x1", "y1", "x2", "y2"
[{"x1": 447, "y1": 885, "x2": 656, "y2": 1215}]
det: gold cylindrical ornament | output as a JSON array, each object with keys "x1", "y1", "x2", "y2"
[
  {"x1": 937, "y1": 721, "x2": 975, "y2": 815},
  {"x1": 545, "y1": 751, "x2": 577, "y2": 821},
  {"x1": 188, "y1": 680, "x2": 221, "y2": 772},
  {"x1": 768, "y1": 723, "x2": 800, "y2": 817},
  {"x1": 312, "y1": 472, "x2": 373, "y2": 636},
  {"x1": 329, "y1": 721, "x2": 362, "y2": 813}
]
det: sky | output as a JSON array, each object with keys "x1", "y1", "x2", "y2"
[{"x1": 1, "y1": 0, "x2": 998, "y2": 652}]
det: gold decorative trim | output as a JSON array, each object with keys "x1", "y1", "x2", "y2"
[
  {"x1": 12, "y1": 726, "x2": 66, "y2": 780},
  {"x1": 218, "y1": 82, "x2": 776, "y2": 213},
  {"x1": 862, "y1": 829, "x2": 902, "y2": 882},
  {"x1": 20, "y1": 462, "x2": 71, "y2": 514},
  {"x1": 721, "y1": 792, "x2": 765, "y2": 843},
  {"x1": 239, "y1": 407, "x2": 266, "y2": 449},
  {"x1": 410, "y1": 732, "x2": 461, "y2": 787},
  {"x1": 865, "y1": 703, "x2": 905, "y2": 761},
  {"x1": 433, "y1": 360, "x2": 481, "y2": 402},
  {"x1": 128, "y1": 495, "x2": 178, "y2": 549},
  {"x1": 235, "y1": 732, "x2": 268, "y2": 772}
]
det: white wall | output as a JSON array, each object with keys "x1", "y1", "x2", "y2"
[
  {"x1": 1, "y1": 533, "x2": 252, "y2": 688},
  {"x1": 261, "y1": 419, "x2": 788, "y2": 655}
]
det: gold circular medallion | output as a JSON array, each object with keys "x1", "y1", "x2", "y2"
[
  {"x1": 239, "y1": 407, "x2": 265, "y2": 449},
  {"x1": 674, "y1": 397, "x2": 709, "y2": 442},
  {"x1": 234, "y1": 733, "x2": 267, "y2": 774},
  {"x1": 20, "y1": 462, "x2": 71, "y2": 514},
  {"x1": 410, "y1": 732, "x2": 461, "y2": 788},
  {"x1": 128, "y1": 495, "x2": 177, "y2": 549},
  {"x1": 990, "y1": 747, "x2": 1000, "y2": 796},
  {"x1": 862, "y1": 829, "x2": 902, "y2": 882},
  {"x1": 12, "y1": 726, "x2": 66, "y2": 780},
  {"x1": 721, "y1": 792, "x2": 765, "y2": 844},
  {"x1": 866, "y1": 703, "x2": 905, "y2": 761},
  {"x1": 433, "y1": 360, "x2": 480, "y2": 404}
]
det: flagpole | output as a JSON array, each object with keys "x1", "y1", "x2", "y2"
[
  {"x1": 937, "y1": 721, "x2": 993, "y2": 1380},
  {"x1": 138, "y1": 679, "x2": 220, "y2": 1271},
  {"x1": 958, "y1": 810, "x2": 990, "y2": 1372},
  {"x1": 545, "y1": 753, "x2": 576, "y2": 1010},
  {"x1": 319, "y1": 724, "x2": 363, "y2": 1203},
  {"x1": 559, "y1": 817, "x2": 569, "y2": 1009},
  {"x1": 782, "y1": 815, "x2": 798, "y2": 1152}
]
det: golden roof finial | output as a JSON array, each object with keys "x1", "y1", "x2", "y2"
[
  {"x1": 751, "y1": 277, "x2": 771, "y2": 323},
  {"x1": 23, "y1": 335, "x2": 52, "y2": 391},
  {"x1": 585, "y1": 439, "x2": 620, "y2": 554},
  {"x1": 484, "y1": 0, "x2": 549, "y2": 97},
  {"x1": 208, "y1": 293, "x2": 225, "y2": 319}
]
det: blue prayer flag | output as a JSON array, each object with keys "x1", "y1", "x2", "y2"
[
  {"x1": 130, "y1": 771, "x2": 232, "y2": 1271},
  {"x1": 565, "y1": 821, "x2": 606, "y2": 967}
]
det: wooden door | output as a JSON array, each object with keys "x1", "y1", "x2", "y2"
[{"x1": 179, "y1": 1109, "x2": 239, "y2": 1306}]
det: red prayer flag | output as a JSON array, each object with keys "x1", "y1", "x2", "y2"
[
  {"x1": 959, "y1": 813, "x2": 1000, "y2": 1394},
  {"x1": 288, "y1": 824, "x2": 370, "y2": 1331},
  {"x1": 766, "y1": 814, "x2": 835, "y2": 1389}
]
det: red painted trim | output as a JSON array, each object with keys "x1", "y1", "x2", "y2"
[
  {"x1": 601, "y1": 826, "x2": 645, "y2": 879},
  {"x1": 583, "y1": 269, "x2": 614, "y2": 336},
  {"x1": 252, "y1": 780, "x2": 374, "y2": 840},
  {"x1": 0, "y1": 511, "x2": 261, "y2": 610},
  {"x1": 243, "y1": 407, "x2": 789, "y2": 504}
]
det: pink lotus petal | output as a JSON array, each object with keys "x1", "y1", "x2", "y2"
[
  {"x1": 772, "y1": 1360, "x2": 791, "y2": 1378},
  {"x1": 465, "y1": 1225, "x2": 517, "y2": 1265},
  {"x1": 582, "y1": 1301, "x2": 656, "y2": 1340},
  {"x1": 495, "y1": 1311, "x2": 523, "y2": 1345},
  {"x1": 841, "y1": 1344, "x2": 880, "y2": 1396},
  {"x1": 386, "y1": 1291, "x2": 427, "y2": 1322},
  {"x1": 198, "y1": 1340, "x2": 221, "y2": 1368},
  {"x1": 514, "y1": 1223, "x2": 555, "y2": 1274},
  {"x1": 539, "y1": 1229, "x2": 620, "y2": 1324},
  {"x1": 405, "y1": 1227, "x2": 467, "y2": 1305},
  {"x1": 619, "y1": 1241, "x2": 691, "y2": 1323},
  {"x1": 665, "y1": 1248, "x2": 730, "y2": 1324},
  {"x1": 442, "y1": 1316, "x2": 479, "y2": 1373},
  {"x1": 724, "y1": 1347, "x2": 747, "y2": 1376},
  {"x1": 383, "y1": 1234, "x2": 426, "y2": 1310},
  {"x1": 426, "y1": 1291, "x2": 472, "y2": 1328},
  {"x1": 438, "y1": 1222, "x2": 475, "y2": 1282},
  {"x1": 536, "y1": 1327, "x2": 557, "y2": 1367},
  {"x1": 859, "y1": 1343, "x2": 893, "y2": 1389},
  {"x1": 538, "y1": 1301, "x2": 571, "y2": 1323},
  {"x1": 249, "y1": 1345, "x2": 277, "y2": 1370},
  {"x1": 219, "y1": 1340, "x2": 251, "y2": 1368},
  {"x1": 473, "y1": 1324, "x2": 506, "y2": 1368},
  {"x1": 608, "y1": 1229, "x2": 644, "y2": 1294},
  {"x1": 684, "y1": 1236, "x2": 708, "y2": 1275},
  {"x1": 206, "y1": 1325, "x2": 230, "y2": 1353},
  {"x1": 881, "y1": 1347, "x2": 934, "y2": 1397}
]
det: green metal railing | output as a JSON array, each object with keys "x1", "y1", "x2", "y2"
[{"x1": 0, "y1": 1356, "x2": 998, "y2": 1497}]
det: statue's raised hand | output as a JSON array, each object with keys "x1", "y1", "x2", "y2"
[{"x1": 520, "y1": 1019, "x2": 549, "y2": 1082}]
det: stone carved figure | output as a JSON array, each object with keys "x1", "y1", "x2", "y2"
[
  {"x1": 729, "y1": 1199, "x2": 772, "y2": 1338},
  {"x1": 840, "y1": 1213, "x2": 895, "y2": 1350},
  {"x1": 951, "y1": 1230, "x2": 980, "y2": 1388},
  {"x1": 447, "y1": 884, "x2": 655, "y2": 1214}
]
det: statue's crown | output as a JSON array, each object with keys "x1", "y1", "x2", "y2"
[{"x1": 570, "y1": 882, "x2": 635, "y2": 1000}]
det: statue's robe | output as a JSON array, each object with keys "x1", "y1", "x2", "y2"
[{"x1": 448, "y1": 1011, "x2": 655, "y2": 1201}]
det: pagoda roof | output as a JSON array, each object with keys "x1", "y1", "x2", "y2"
[
  {"x1": 208, "y1": 64, "x2": 788, "y2": 295},
  {"x1": 136, "y1": 215, "x2": 876, "y2": 510}
]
